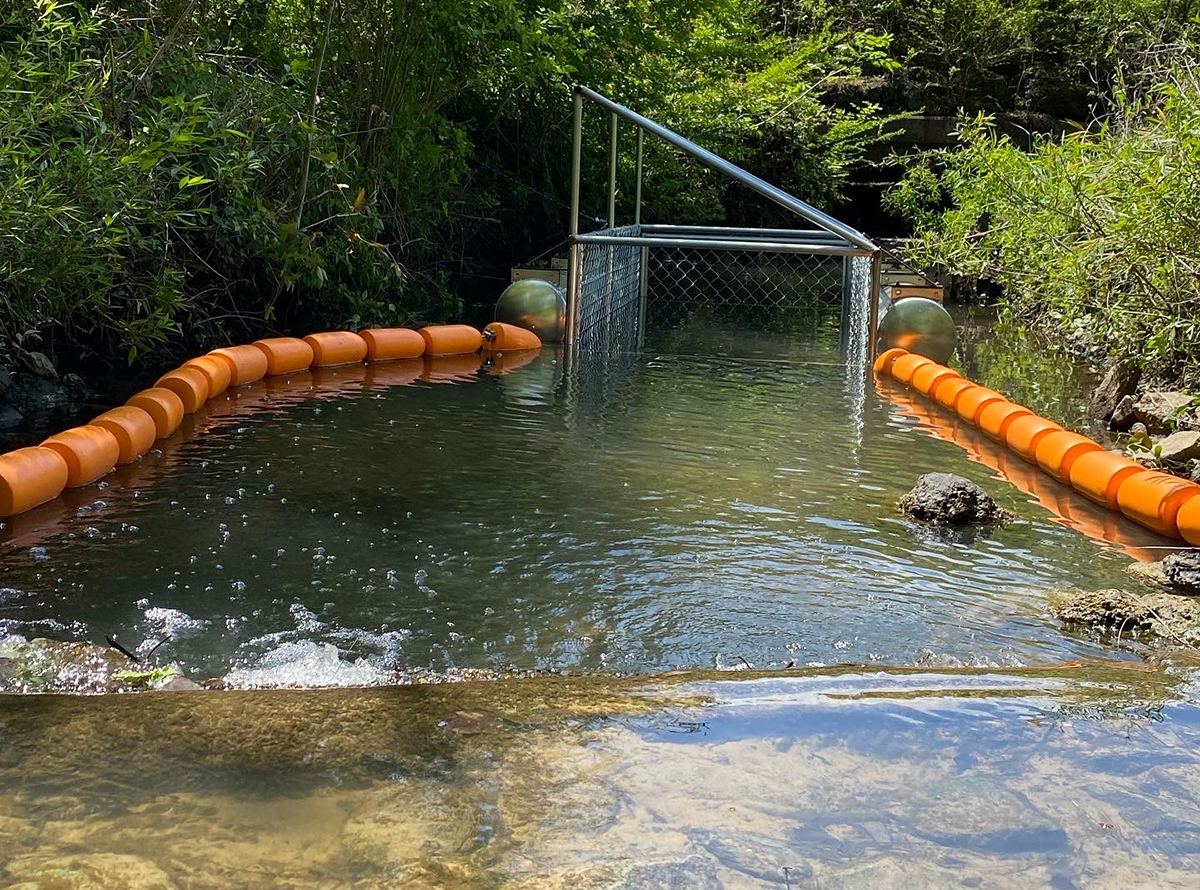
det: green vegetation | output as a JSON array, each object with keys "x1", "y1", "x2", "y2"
[
  {"x1": 890, "y1": 47, "x2": 1200, "y2": 380},
  {"x1": 0, "y1": 0, "x2": 1194, "y2": 373}
]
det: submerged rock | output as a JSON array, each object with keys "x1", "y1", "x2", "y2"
[
  {"x1": 1090, "y1": 359, "x2": 1140, "y2": 424},
  {"x1": 1050, "y1": 588, "x2": 1200, "y2": 647},
  {"x1": 899, "y1": 473, "x2": 1013, "y2": 527}
]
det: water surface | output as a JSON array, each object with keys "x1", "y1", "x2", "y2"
[{"x1": 0, "y1": 322, "x2": 1171, "y2": 685}]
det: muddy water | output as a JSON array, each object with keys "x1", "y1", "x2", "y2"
[
  {"x1": 3, "y1": 665, "x2": 1200, "y2": 888},
  {"x1": 0, "y1": 320, "x2": 1176, "y2": 686}
]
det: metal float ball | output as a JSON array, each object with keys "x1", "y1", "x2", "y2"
[
  {"x1": 877, "y1": 297, "x2": 957, "y2": 364},
  {"x1": 494, "y1": 279, "x2": 566, "y2": 343}
]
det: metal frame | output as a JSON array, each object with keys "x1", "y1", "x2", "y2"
[{"x1": 566, "y1": 85, "x2": 882, "y2": 357}]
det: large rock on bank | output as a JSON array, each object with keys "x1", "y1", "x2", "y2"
[
  {"x1": 1089, "y1": 359, "x2": 1141, "y2": 424},
  {"x1": 1133, "y1": 391, "x2": 1196, "y2": 433},
  {"x1": 899, "y1": 473, "x2": 1013, "y2": 526},
  {"x1": 1153, "y1": 430, "x2": 1200, "y2": 464}
]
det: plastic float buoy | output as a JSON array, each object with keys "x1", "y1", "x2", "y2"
[
  {"x1": 419, "y1": 324, "x2": 483, "y2": 357},
  {"x1": 1175, "y1": 496, "x2": 1200, "y2": 546},
  {"x1": 126, "y1": 387, "x2": 185, "y2": 439},
  {"x1": 954, "y1": 386, "x2": 1006, "y2": 425},
  {"x1": 482, "y1": 322, "x2": 541, "y2": 352},
  {"x1": 1034, "y1": 430, "x2": 1104, "y2": 483},
  {"x1": 360, "y1": 328, "x2": 425, "y2": 362},
  {"x1": 932, "y1": 377, "x2": 975, "y2": 411},
  {"x1": 1116, "y1": 471, "x2": 1200, "y2": 537},
  {"x1": 156, "y1": 366, "x2": 211, "y2": 413},
  {"x1": 422, "y1": 352, "x2": 483, "y2": 383},
  {"x1": 890, "y1": 354, "x2": 935, "y2": 386},
  {"x1": 89, "y1": 406, "x2": 156, "y2": 464},
  {"x1": 0, "y1": 448, "x2": 70, "y2": 517},
  {"x1": 1069, "y1": 450, "x2": 1147, "y2": 510},
  {"x1": 253, "y1": 337, "x2": 315, "y2": 375},
  {"x1": 1003, "y1": 414, "x2": 1062, "y2": 461},
  {"x1": 183, "y1": 355, "x2": 232, "y2": 397},
  {"x1": 210, "y1": 345, "x2": 269, "y2": 386},
  {"x1": 41, "y1": 426, "x2": 120, "y2": 487},
  {"x1": 872, "y1": 347, "x2": 909, "y2": 376},
  {"x1": 909, "y1": 363, "x2": 960, "y2": 398},
  {"x1": 977, "y1": 401, "x2": 1034, "y2": 443},
  {"x1": 304, "y1": 331, "x2": 368, "y2": 367}
]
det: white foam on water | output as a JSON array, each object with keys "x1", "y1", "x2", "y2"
[
  {"x1": 223, "y1": 641, "x2": 389, "y2": 689},
  {"x1": 143, "y1": 607, "x2": 207, "y2": 639}
]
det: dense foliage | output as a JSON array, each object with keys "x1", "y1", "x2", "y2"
[
  {"x1": 0, "y1": 0, "x2": 895, "y2": 368},
  {"x1": 0, "y1": 0, "x2": 1193, "y2": 373},
  {"x1": 889, "y1": 47, "x2": 1200, "y2": 380}
]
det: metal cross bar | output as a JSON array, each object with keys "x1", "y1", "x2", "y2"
[
  {"x1": 575, "y1": 86, "x2": 878, "y2": 252},
  {"x1": 573, "y1": 232, "x2": 872, "y2": 257}
]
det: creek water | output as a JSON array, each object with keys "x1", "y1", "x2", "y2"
[
  {"x1": 0, "y1": 317, "x2": 1172, "y2": 685},
  {"x1": 2, "y1": 313, "x2": 1199, "y2": 888}
]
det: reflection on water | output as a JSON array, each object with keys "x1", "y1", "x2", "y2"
[
  {"x1": 0, "y1": 325, "x2": 1179, "y2": 686},
  {"x1": 2, "y1": 666, "x2": 1199, "y2": 888}
]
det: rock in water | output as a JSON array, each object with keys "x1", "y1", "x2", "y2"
[
  {"x1": 1110, "y1": 394, "x2": 1137, "y2": 432},
  {"x1": 1089, "y1": 359, "x2": 1140, "y2": 423},
  {"x1": 1162, "y1": 551, "x2": 1200, "y2": 590},
  {"x1": 899, "y1": 473, "x2": 1013, "y2": 526}
]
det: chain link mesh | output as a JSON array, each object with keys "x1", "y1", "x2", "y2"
[
  {"x1": 573, "y1": 225, "x2": 867, "y2": 356},
  {"x1": 644, "y1": 247, "x2": 845, "y2": 339},
  {"x1": 576, "y1": 225, "x2": 643, "y2": 357}
]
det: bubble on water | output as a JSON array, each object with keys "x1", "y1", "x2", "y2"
[
  {"x1": 75, "y1": 506, "x2": 93, "y2": 518},
  {"x1": 136, "y1": 598, "x2": 151, "y2": 609},
  {"x1": 414, "y1": 569, "x2": 428, "y2": 584},
  {"x1": 0, "y1": 588, "x2": 23, "y2": 604},
  {"x1": 231, "y1": 581, "x2": 246, "y2": 592},
  {"x1": 84, "y1": 527, "x2": 100, "y2": 539},
  {"x1": 28, "y1": 547, "x2": 49, "y2": 563}
]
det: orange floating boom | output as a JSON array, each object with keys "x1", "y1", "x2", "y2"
[
  {"x1": 874, "y1": 345, "x2": 1200, "y2": 542},
  {"x1": 304, "y1": 331, "x2": 369, "y2": 367}
]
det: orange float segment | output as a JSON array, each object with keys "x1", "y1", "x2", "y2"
[
  {"x1": 909, "y1": 363, "x2": 960, "y2": 399},
  {"x1": 210, "y1": 345, "x2": 269, "y2": 386},
  {"x1": 361, "y1": 327, "x2": 426, "y2": 361},
  {"x1": 954, "y1": 386, "x2": 1006, "y2": 425},
  {"x1": 1176, "y1": 496, "x2": 1200, "y2": 546},
  {"x1": 482, "y1": 322, "x2": 542, "y2": 352},
  {"x1": 89, "y1": 406, "x2": 156, "y2": 464},
  {"x1": 932, "y1": 377, "x2": 976, "y2": 411},
  {"x1": 1069, "y1": 450, "x2": 1148, "y2": 510},
  {"x1": 977, "y1": 401, "x2": 1034, "y2": 443},
  {"x1": 1116, "y1": 471, "x2": 1200, "y2": 538},
  {"x1": 419, "y1": 324, "x2": 483, "y2": 357},
  {"x1": 1034, "y1": 430, "x2": 1104, "y2": 483},
  {"x1": 889, "y1": 353, "x2": 934, "y2": 385},
  {"x1": 126, "y1": 387, "x2": 185, "y2": 439},
  {"x1": 155, "y1": 366, "x2": 211, "y2": 413},
  {"x1": 252, "y1": 337, "x2": 315, "y2": 375},
  {"x1": 304, "y1": 331, "x2": 369, "y2": 367},
  {"x1": 40, "y1": 426, "x2": 120, "y2": 488},
  {"x1": 872, "y1": 347, "x2": 908, "y2": 376},
  {"x1": 1004, "y1": 414, "x2": 1062, "y2": 461},
  {"x1": 0, "y1": 447, "x2": 70, "y2": 517},
  {"x1": 183, "y1": 355, "x2": 232, "y2": 397}
]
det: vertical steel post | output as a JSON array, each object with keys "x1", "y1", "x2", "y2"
[
  {"x1": 868, "y1": 250, "x2": 883, "y2": 361},
  {"x1": 634, "y1": 127, "x2": 644, "y2": 226},
  {"x1": 608, "y1": 112, "x2": 618, "y2": 227},
  {"x1": 637, "y1": 245, "x2": 649, "y2": 348},
  {"x1": 566, "y1": 91, "x2": 584, "y2": 347}
]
